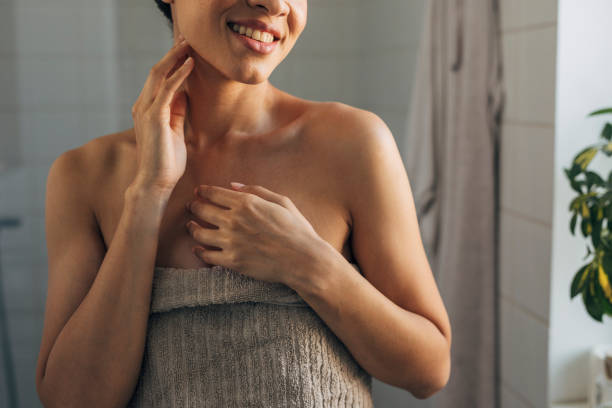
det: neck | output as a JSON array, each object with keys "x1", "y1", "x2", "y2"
[{"x1": 182, "y1": 57, "x2": 274, "y2": 152}]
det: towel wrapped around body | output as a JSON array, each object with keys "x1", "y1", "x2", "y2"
[{"x1": 126, "y1": 262, "x2": 374, "y2": 407}]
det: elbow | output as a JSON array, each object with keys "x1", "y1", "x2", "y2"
[
  {"x1": 410, "y1": 348, "x2": 451, "y2": 400},
  {"x1": 412, "y1": 369, "x2": 450, "y2": 400}
]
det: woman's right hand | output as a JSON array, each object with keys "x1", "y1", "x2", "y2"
[{"x1": 130, "y1": 35, "x2": 195, "y2": 195}]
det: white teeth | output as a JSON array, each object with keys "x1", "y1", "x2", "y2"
[{"x1": 231, "y1": 23, "x2": 276, "y2": 43}]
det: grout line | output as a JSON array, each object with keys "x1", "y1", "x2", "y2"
[
  {"x1": 500, "y1": 21, "x2": 557, "y2": 35},
  {"x1": 500, "y1": 294, "x2": 549, "y2": 326},
  {"x1": 503, "y1": 119, "x2": 555, "y2": 129},
  {"x1": 501, "y1": 380, "x2": 538, "y2": 408},
  {"x1": 500, "y1": 206, "x2": 552, "y2": 228}
]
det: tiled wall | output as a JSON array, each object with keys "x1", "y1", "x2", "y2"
[
  {"x1": 0, "y1": 0, "x2": 426, "y2": 407},
  {"x1": 0, "y1": 0, "x2": 118, "y2": 407},
  {"x1": 498, "y1": 0, "x2": 558, "y2": 407},
  {"x1": 549, "y1": 1, "x2": 612, "y2": 405}
]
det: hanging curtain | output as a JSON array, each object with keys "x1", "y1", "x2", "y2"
[{"x1": 403, "y1": 0, "x2": 504, "y2": 407}]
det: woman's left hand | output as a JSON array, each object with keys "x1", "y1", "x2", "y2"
[{"x1": 185, "y1": 182, "x2": 327, "y2": 286}]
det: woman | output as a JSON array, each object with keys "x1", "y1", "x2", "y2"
[{"x1": 35, "y1": 0, "x2": 452, "y2": 406}]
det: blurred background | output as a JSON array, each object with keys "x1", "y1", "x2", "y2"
[{"x1": 0, "y1": 0, "x2": 611, "y2": 407}]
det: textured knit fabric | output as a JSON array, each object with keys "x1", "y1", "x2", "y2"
[{"x1": 126, "y1": 262, "x2": 374, "y2": 408}]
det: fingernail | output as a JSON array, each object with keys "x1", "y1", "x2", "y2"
[{"x1": 230, "y1": 182, "x2": 245, "y2": 189}]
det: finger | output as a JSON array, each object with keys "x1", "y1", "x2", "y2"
[
  {"x1": 187, "y1": 199, "x2": 229, "y2": 227},
  {"x1": 186, "y1": 221, "x2": 227, "y2": 251},
  {"x1": 195, "y1": 185, "x2": 244, "y2": 209},
  {"x1": 139, "y1": 40, "x2": 192, "y2": 110},
  {"x1": 193, "y1": 246, "x2": 227, "y2": 268},
  {"x1": 231, "y1": 184, "x2": 294, "y2": 210},
  {"x1": 150, "y1": 56, "x2": 194, "y2": 118}
]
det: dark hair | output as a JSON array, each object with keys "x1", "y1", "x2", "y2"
[{"x1": 154, "y1": 0, "x2": 173, "y2": 28}]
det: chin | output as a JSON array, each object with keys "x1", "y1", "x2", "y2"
[{"x1": 228, "y1": 64, "x2": 274, "y2": 84}]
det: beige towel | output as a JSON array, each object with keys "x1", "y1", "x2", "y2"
[{"x1": 127, "y1": 263, "x2": 373, "y2": 407}]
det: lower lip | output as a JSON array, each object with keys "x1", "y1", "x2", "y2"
[{"x1": 227, "y1": 24, "x2": 279, "y2": 55}]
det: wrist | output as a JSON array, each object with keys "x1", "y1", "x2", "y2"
[
  {"x1": 124, "y1": 183, "x2": 172, "y2": 221},
  {"x1": 126, "y1": 181, "x2": 173, "y2": 203},
  {"x1": 288, "y1": 238, "x2": 341, "y2": 296}
]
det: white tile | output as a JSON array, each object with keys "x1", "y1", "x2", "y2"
[
  {"x1": 116, "y1": 5, "x2": 172, "y2": 56},
  {"x1": 6, "y1": 310, "x2": 44, "y2": 350},
  {"x1": 500, "y1": 0, "x2": 558, "y2": 31},
  {"x1": 0, "y1": 214, "x2": 46, "y2": 263},
  {"x1": 286, "y1": 54, "x2": 344, "y2": 102},
  {"x1": 337, "y1": 54, "x2": 363, "y2": 106},
  {"x1": 500, "y1": 298, "x2": 549, "y2": 408},
  {"x1": 499, "y1": 211, "x2": 552, "y2": 322},
  {"x1": 0, "y1": 57, "x2": 19, "y2": 111},
  {"x1": 0, "y1": 255, "x2": 41, "y2": 313},
  {"x1": 26, "y1": 162, "x2": 54, "y2": 219},
  {"x1": 297, "y1": 3, "x2": 361, "y2": 55},
  {"x1": 116, "y1": 55, "x2": 161, "y2": 108},
  {"x1": 0, "y1": 112, "x2": 24, "y2": 172},
  {"x1": 500, "y1": 124, "x2": 555, "y2": 225},
  {"x1": 77, "y1": 57, "x2": 116, "y2": 110},
  {"x1": 358, "y1": 48, "x2": 418, "y2": 111},
  {"x1": 0, "y1": 166, "x2": 28, "y2": 216},
  {"x1": 0, "y1": 3, "x2": 18, "y2": 57},
  {"x1": 78, "y1": 110, "x2": 119, "y2": 142},
  {"x1": 359, "y1": 0, "x2": 427, "y2": 50},
  {"x1": 14, "y1": 0, "x2": 91, "y2": 6},
  {"x1": 0, "y1": 159, "x2": 52, "y2": 219},
  {"x1": 268, "y1": 58, "x2": 294, "y2": 89},
  {"x1": 501, "y1": 383, "x2": 534, "y2": 408},
  {"x1": 502, "y1": 27, "x2": 558, "y2": 124},
  {"x1": 14, "y1": 6, "x2": 82, "y2": 56},
  {"x1": 17, "y1": 56, "x2": 81, "y2": 110},
  {"x1": 19, "y1": 111, "x2": 81, "y2": 161},
  {"x1": 80, "y1": 4, "x2": 117, "y2": 58},
  {"x1": 12, "y1": 339, "x2": 44, "y2": 407},
  {"x1": 117, "y1": 112, "x2": 135, "y2": 134}
]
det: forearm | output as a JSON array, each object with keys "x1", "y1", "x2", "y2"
[
  {"x1": 41, "y1": 185, "x2": 170, "y2": 407},
  {"x1": 288, "y1": 240, "x2": 450, "y2": 399}
]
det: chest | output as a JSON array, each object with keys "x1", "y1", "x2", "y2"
[{"x1": 95, "y1": 139, "x2": 354, "y2": 269}]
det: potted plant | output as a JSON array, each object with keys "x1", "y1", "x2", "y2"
[{"x1": 565, "y1": 107, "x2": 612, "y2": 322}]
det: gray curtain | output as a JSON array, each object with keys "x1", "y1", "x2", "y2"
[{"x1": 402, "y1": 0, "x2": 504, "y2": 407}]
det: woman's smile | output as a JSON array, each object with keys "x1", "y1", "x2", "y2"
[{"x1": 226, "y1": 22, "x2": 280, "y2": 55}]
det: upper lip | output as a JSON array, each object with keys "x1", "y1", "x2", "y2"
[{"x1": 227, "y1": 19, "x2": 282, "y2": 40}]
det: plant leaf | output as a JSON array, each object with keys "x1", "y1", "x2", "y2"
[
  {"x1": 574, "y1": 146, "x2": 598, "y2": 171},
  {"x1": 583, "y1": 268, "x2": 604, "y2": 322},
  {"x1": 570, "y1": 212, "x2": 578, "y2": 235},
  {"x1": 571, "y1": 263, "x2": 590, "y2": 298},
  {"x1": 602, "y1": 123, "x2": 612, "y2": 141},
  {"x1": 588, "y1": 107, "x2": 612, "y2": 117},
  {"x1": 598, "y1": 256, "x2": 612, "y2": 308}
]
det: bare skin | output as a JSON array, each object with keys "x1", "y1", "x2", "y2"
[
  {"x1": 35, "y1": 0, "x2": 451, "y2": 404},
  {"x1": 94, "y1": 94, "x2": 357, "y2": 270}
]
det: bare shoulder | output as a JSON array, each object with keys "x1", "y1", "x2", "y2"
[
  {"x1": 47, "y1": 130, "x2": 135, "y2": 213},
  {"x1": 305, "y1": 101, "x2": 393, "y2": 157},
  {"x1": 300, "y1": 101, "x2": 397, "y2": 224},
  {"x1": 304, "y1": 101, "x2": 395, "y2": 172}
]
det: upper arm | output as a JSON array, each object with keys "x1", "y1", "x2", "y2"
[
  {"x1": 36, "y1": 147, "x2": 106, "y2": 395},
  {"x1": 336, "y1": 105, "x2": 452, "y2": 348}
]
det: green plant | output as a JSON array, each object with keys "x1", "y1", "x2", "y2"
[{"x1": 565, "y1": 107, "x2": 612, "y2": 322}]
